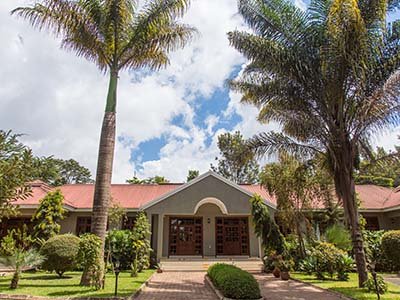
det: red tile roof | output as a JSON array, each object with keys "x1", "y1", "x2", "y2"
[{"x1": 14, "y1": 180, "x2": 400, "y2": 211}]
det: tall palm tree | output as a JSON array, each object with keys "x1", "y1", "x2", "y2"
[
  {"x1": 12, "y1": 0, "x2": 195, "y2": 285},
  {"x1": 228, "y1": 0, "x2": 400, "y2": 286}
]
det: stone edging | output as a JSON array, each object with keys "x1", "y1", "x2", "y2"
[
  {"x1": 290, "y1": 277, "x2": 356, "y2": 300},
  {"x1": 0, "y1": 272, "x2": 156, "y2": 300},
  {"x1": 204, "y1": 275, "x2": 263, "y2": 300}
]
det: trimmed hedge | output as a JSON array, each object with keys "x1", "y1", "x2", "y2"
[
  {"x1": 207, "y1": 263, "x2": 261, "y2": 299},
  {"x1": 382, "y1": 230, "x2": 400, "y2": 271},
  {"x1": 41, "y1": 234, "x2": 80, "y2": 277}
]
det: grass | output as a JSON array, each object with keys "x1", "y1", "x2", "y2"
[
  {"x1": 0, "y1": 270, "x2": 154, "y2": 298},
  {"x1": 291, "y1": 272, "x2": 400, "y2": 300}
]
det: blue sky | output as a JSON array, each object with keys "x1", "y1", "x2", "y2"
[{"x1": 0, "y1": 0, "x2": 399, "y2": 183}]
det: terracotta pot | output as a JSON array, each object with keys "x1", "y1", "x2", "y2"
[
  {"x1": 272, "y1": 267, "x2": 281, "y2": 278},
  {"x1": 157, "y1": 268, "x2": 163, "y2": 273},
  {"x1": 280, "y1": 271, "x2": 290, "y2": 281}
]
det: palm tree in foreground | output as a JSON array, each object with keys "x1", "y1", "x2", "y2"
[
  {"x1": 229, "y1": 0, "x2": 400, "y2": 286},
  {"x1": 12, "y1": 0, "x2": 195, "y2": 285}
]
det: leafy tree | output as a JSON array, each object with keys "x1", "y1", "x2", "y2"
[
  {"x1": 33, "y1": 157, "x2": 93, "y2": 186},
  {"x1": 126, "y1": 175, "x2": 170, "y2": 184},
  {"x1": 0, "y1": 131, "x2": 35, "y2": 219},
  {"x1": 12, "y1": 0, "x2": 195, "y2": 284},
  {"x1": 261, "y1": 153, "x2": 334, "y2": 258},
  {"x1": 356, "y1": 142, "x2": 400, "y2": 187},
  {"x1": 211, "y1": 131, "x2": 259, "y2": 184},
  {"x1": 228, "y1": 0, "x2": 400, "y2": 286},
  {"x1": 131, "y1": 212, "x2": 151, "y2": 276},
  {"x1": 187, "y1": 169, "x2": 199, "y2": 181},
  {"x1": 250, "y1": 194, "x2": 285, "y2": 254},
  {"x1": 31, "y1": 190, "x2": 66, "y2": 241}
]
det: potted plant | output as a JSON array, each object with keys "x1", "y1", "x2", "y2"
[
  {"x1": 272, "y1": 254, "x2": 283, "y2": 278},
  {"x1": 279, "y1": 260, "x2": 292, "y2": 281}
]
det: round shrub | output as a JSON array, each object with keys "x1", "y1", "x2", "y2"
[
  {"x1": 382, "y1": 230, "x2": 400, "y2": 271},
  {"x1": 41, "y1": 234, "x2": 80, "y2": 277},
  {"x1": 207, "y1": 263, "x2": 261, "y2": 299}
]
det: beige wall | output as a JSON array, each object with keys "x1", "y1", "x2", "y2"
[{"x1": 145, "y1": 176, "x2": 269, "y2": 258}]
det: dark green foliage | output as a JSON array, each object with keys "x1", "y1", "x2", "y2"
[
  {"x1": 250, "y1": 195, "x2": 285, "y2": 254},
  {"x1": 325, "y1": 224, "x2": 352, "y2": 251},
  {"x1": 40, "y1": 234, "x2": 80, "y2": 277},
  {"x1": 211, "y1": 131, "x2": 259, "y2": 184},
  {"x1": 0, "y1": 130, "x2": 35, "y2": 218},
  {"x1": 131, "y1": 212, "x2": 151, "y2": 275},
  {"x1": 381, "y1": 230, "x2": 400, "y2": 271},
  {"x1": 32, "y1": 190, "x2": 66, "y2": 241},
  {"x1": 32, "y1": 157, "x2": 93, "y2": 186},
  {"x1": 186, "y1": 169, "x2": 199, "y2": 181},
  {"x1": 302, "y1": 242, "x2": 354, "y2": 281},
  {"x1": 77, "y1": 234, "x2": 102, "y2": 288},
  {"x1": 207, "y1": 264, "x2": 261, "y2": 299},
  {"x1": 355, "y1": 175, "x2": 394, "y2": 187},
  {"x1": 126, "y1": 176, "x2": 169, "y2": 184},
  {"x1": 105, "y1": 230, "x2": 133, "y2": 270},
  {"x1": 364, "y1": 275, "x2": 388, "y2": 295}
]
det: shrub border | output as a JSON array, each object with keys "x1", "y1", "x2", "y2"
[
  {"x1": 0, "y1": 272, "x2": 155, "y2": 300},
  {"x1": 205, "y1": 275, "x2": 263, "y2": 300}
]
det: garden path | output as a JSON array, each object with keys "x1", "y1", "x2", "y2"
[
  {"x1": 135, "y1": 272, "x2": 348, "y2": 300},
  {"x1": 383, "y1": 274, "x2": 400, "y2": 286}
]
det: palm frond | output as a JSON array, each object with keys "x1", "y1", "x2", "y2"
[{"x1": 247, "y1": 131, "x2": 323, "y2": 159}]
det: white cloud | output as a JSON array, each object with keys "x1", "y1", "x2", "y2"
[{"x1": 2, "y1": 0, "x2": 399, "y2": 185}]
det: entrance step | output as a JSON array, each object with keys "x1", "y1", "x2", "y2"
[{"x1": 159, "y1": 258, "x2": 264, "y2": 272}]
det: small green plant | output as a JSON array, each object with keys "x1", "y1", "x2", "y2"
[
  {"x1": 106, "y1": 229, "x2": 133, "y2": 270},
  {"x1": 77, "y1": 234, "x2": 102, "y2": 289},
  {"x1": 364, "y1": 274, "x2": 388, "y2": 295},
  {"x1": 0, "y1": 227, "x2": 43, "y2": 289},
  {"x1": 31, "y1": 190, "x2": 66, "y2": 241},
  {"x1": 336, "y1": 254, "x2": 355, "y2": 281},
  {"x1": 208, "y1": 264, "x2": 261, "y2": 299},
  {"x1": 41, "y1": 234, "x2": 80, "y2": 277}
]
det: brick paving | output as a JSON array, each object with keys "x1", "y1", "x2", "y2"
[
  {"x1": 135, "y1": 271, "x2": 217, "y2": 300},
  {"x1": 136, "y1": 271, "x2": 347, "y2": 300},
  {"x1": 255, "y1": 273, "x2": 347, "y2": 300}
]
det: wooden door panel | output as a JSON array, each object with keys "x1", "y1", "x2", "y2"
[
  {"x1": 216, "y1": 217, "x2": 249, "y2": 256},
  {"x1": 169, "y1": 217, "x2": 202, "y2": 256}
]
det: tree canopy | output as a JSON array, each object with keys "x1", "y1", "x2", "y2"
[
  {"x1": 126, "y1": 175, "x2": 170, "y2": 184},
  {"x1": 33, "y1": 157, "x2": 93, "y2": 186},
  {"x1": 211, "y1": 131, "x2": 259, "y2": 184},
  {"x1": 0, "y1": 131, "x2": 34, "y2": 219},
  {"x1": 229, "y1": 0, "x2": 400, "y2": 286}
]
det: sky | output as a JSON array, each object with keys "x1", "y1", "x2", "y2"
[{"x1": 0, "y1": 0, "x2": 399, "y2": 183}]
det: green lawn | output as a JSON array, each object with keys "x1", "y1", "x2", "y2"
[
  {"x1": 0, "y1": 270, "x2": 154, "y2": 298},
  {"x1": 292, "y1": 272, "x2": 400, "y2": 300}
]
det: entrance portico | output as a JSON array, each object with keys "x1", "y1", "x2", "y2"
[{"x1": 143, "y1": 171, "x2": 275, "y2": 260}]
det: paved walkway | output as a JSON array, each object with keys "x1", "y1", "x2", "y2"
[
  {"x1": 136, "y1": 272, "x2": 345, "y2": 300},
  {"x1": 255, "y1": 274, "x2": 346, "y2": 300},
  {"x1": 383, "y1": 274, "x2": 400, "y2": 286},
  {"x1": 136, "y1": 272, "x2": 217, "y2": 300}
]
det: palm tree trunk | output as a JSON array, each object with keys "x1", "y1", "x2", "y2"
[
  {"x1": 81, "y1": 70, "x2": 118, "y2": 287},
  {"x1": 331, "y1": 138, "x2": 368, "y2": 287}
]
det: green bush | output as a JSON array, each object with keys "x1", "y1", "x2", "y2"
[
  {"x1": 355, "y1": 175, "x2": 394, "y2": 187},
  {"x1": 301, "y1": 242, "x2": 354, "y2": 281},
  {"x1": 40, "y1": 234, "x2": 80, "y2": 277},
  {"x1": 78, "y1": 234, "x2": 102, "y2": 288},
  {"x1": 381, "y1": 230, "x2": 400, "y2": 271},
  {"x1": 105, "y1": 230, "x2": 134, "y2": 270},
  {"x1": 207, "y1": 264, "x2": 261, "y2": 299},
  {"x1": 325, "y1": 224, "x2": 352, "y2": 251},
  {"x1": 364, "y1": 274, "x2": 388, "y2": 295}
]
